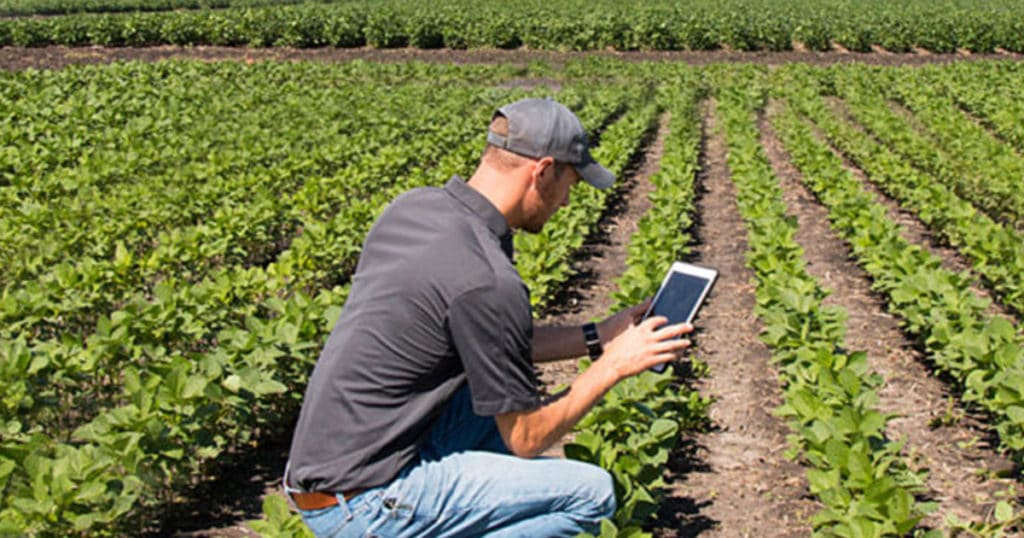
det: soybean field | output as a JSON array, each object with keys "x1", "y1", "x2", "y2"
[{"x1": 2, "y1": 36, "x2": 1024, "y2": 538}]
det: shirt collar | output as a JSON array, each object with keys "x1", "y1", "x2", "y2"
[{"x1": 444, "y1": 176, "x2": 514, "y2": 260}]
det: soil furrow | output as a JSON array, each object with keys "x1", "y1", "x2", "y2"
[
  {"x1": 760, "y1": 102, "x2": 1015, "y2": 530},
  {"x1": 651, "y1": 99, "x2": 815, "y2": 538}
]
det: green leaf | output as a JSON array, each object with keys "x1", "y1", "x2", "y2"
[
  {"x1": 599, "y1": 518, "x2": 618, "y2": 537},
  {"x1": 995, "y1": 500, "x2": 1014, "y2": 522},
  {"x1": 182, "y1": 376, "x2": 207, "y2": 399},
  {"x1": 806, "y1": 468, "x2": 839, "y2": 493},
  {"x1": 253, "y1": 379, "x2": 288, "y2": 395},
  {"x1": 649, "y1": 419, "x2": 677, "y2": 442},
  {"x1": 222, "y1": 374, "x2": 241, "y2": 393}
]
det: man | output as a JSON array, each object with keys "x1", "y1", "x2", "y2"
[{"x1": 284, "y1": 97, "x2": 693, "y2": 537}]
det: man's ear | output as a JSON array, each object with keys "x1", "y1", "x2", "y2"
[{"x1": 531, "y1": 156, "x2": 556, "y2": 190}]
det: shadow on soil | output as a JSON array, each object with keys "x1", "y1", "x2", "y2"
[
  {"x1": 146, "y1": 431, "x2": 292, "y2": 537},
  {"x1": 646, "y1": 438, "x2": 717, "y2": 537}
]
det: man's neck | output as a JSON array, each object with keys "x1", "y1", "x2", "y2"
[{"x1": 467, "y1": 166, "x2": 526, "y2": 229}]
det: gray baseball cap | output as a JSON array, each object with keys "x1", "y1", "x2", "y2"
[{"x1": 486, "y1": 97, "x2": 615, "y2": 189}]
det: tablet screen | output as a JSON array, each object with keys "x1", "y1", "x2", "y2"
[{"x1": 649, "y1": 271, "x2": 712, "y2": 326}]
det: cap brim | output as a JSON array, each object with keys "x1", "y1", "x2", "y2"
[{"x1": 575, "y1": 153, "x2": 615, "y2": 189}]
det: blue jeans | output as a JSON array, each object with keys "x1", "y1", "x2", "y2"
[{"x1": 285, "y1": 385, "x2": 616, "y2": 537}]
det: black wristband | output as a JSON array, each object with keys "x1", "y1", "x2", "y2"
[{"x1": 582, "y1": 322, "x2": 602, "y2": 360}]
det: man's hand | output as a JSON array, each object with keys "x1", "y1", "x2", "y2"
[
  {"x1": 596, "y1": 298, "x2": 652, "y2": 346},
  {"x1": 597, "y1": 315, "x2": 693, "y2": 380}
]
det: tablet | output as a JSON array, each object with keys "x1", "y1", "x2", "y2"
[{"x1": 641, "y1": 262, "x2": 718, "y2": 373}]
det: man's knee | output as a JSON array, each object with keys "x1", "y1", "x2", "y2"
[{"x1": 572, "y1": 462, "x2": 617, "y2": 520}]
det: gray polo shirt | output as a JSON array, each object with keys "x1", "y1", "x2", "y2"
[{"x1": 287, "y1": 176, "x2": 540, "y2": 493}]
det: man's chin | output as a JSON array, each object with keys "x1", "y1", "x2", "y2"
[{"x1": 521, "y1": 221, "x2": 545, "y2": 234}]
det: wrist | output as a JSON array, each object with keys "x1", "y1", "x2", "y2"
[
  {"x1": 595, "y1": 319, "x2": 610, "y2": 346},
  {"x1": 582, "y1": 322, "x2": 602, "y2": 360},
  {"x1": 582, "y1": 351, "x2": 624, "y2": 388}
]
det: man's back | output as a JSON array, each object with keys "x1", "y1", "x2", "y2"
[{"x1": 287, "y1": 177, "x2": 534, "y2": 493}]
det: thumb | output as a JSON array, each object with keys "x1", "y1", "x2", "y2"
[{"x1": 632, "y1": 297, "x2": 653, "y2": 322}]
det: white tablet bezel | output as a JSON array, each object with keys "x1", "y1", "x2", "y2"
[{"x1": 642, "y1": 261, "x2": 718, "y2": 372}]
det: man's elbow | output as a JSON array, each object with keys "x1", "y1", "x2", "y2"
[
  {"x1": 503, "y1": 436, "x2": 544, "y2": 459},
  {"x1": 495, "y1": 413, "x2": 546, "y2": 459}
]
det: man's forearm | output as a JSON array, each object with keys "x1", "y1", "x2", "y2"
[
  {"x1": 497, "y1": 360, "x2": 619, "y2": 458},
  {"x1": 531, "y1": 324, "x2": 589, "y2": 363}
]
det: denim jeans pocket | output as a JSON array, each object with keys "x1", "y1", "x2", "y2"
[
  {"x1": 363, "y1": 491, "x2": 430, "y2": 538},
  {"x1": 299, "y1": 501, "x2": 350, "y2": 537}
]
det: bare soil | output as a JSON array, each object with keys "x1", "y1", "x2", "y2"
[
  {"x1": 151, "y1": 440, "x2": 286, "y2": 537},
  {"x1": 648, "y1": 99, "x2": 817, "y2": 538},
  {"x1": 759, "y1": 102, "x2": 1017, "y2": 529},
  {"x1": 1, "y1": 45, "x2": 1024, "y2": 71}
]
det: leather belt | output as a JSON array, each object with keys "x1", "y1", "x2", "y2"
[{"x1": 289, "y1": 488, "x2": 365, "y2": 511}]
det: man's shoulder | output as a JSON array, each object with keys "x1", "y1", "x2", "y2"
[
  {"x1": 390, "y1": 184, "x2": 445, "y2": 208},
  {"x1": 386, "y1": 183, "x2": 489, "y2": 238},
  {"x1": 384, "y1": 185, "x2": 470, "y2": 223}
]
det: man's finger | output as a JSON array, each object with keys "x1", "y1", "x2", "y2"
[
  {"x1": 653, "y1": 338, "x2": 691, "y2": 353},
  {"x1": 650, "y1": 352, "x2": 676, "y2": 366},
  {"x1": 642, "y1": 315, "x2": 669, "y2": 330},
  {"x1": 654, "y1": 322, "x2": 693, "y2": 338}
]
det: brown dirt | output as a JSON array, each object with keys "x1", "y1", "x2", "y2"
[
  {"x1": 2, "y1": 45, "x2": 1024, "y2": 71},
  {"x1": 151, "y1": 438, "x2": 287, "y2": 537},
  {"x1": 759, "y1": 102, "x2": 1016, "y2": 530},
  {"x1": 649, "y1": 99, "x2": 817, "y2": 538}
]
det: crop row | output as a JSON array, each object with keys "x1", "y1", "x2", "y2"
[
  {"x1": 878, "y1": 68, "x2": 1024, "y2": 230},
  {"x1": 796, "y1": 68, "x2": 1024, "y2": 320},
  {"x1": 773, "y1": 64, "x2": 1024, "y2": 477},
  {"x1": 933, "y1": 62, "x2": 1024, "y2": 155},
  {"x1": 0, "y1": 0, "x2": 313, "y2": 17},
  {"x1": 2, "y1": 0, "x2": 1024, "y2": 52},
  {"x1": 1, "y1": 84, "x2": 490, "y2": 347},
  {"x1": 0, "y1": 63, "x2": 481, "y2": 290},
  {"x1": 571, "y1": 80, "x2": 711, "y2": 538},
  {"x1": 714, "y1": 66, "x2": 930, "y2": 536}
]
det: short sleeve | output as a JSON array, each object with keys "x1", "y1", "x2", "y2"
[{"x1": 448, "y1": 280, "x2": 539, "y2": 416}]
